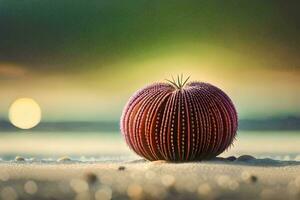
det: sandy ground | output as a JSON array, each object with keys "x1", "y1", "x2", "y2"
[
  {"x1": 0, "y1": 131, "x2": 299, "y2": 199},
  {"x1": 0, "y1": 157, "x2": 299, "y2": 200}
]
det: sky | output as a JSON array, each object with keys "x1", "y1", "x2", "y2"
[{"x1": 0, "y1": 1, "x2": 299, "y2": 122}]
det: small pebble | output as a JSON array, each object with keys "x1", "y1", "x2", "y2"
[
  {"x1": 226, "y1": 156, "x2": 237, "y2": 161},
  {"x1": 237, "y1": 155, "x2": 255, "y2": 162},
  {"x1": 250, "y1": 175, "x2": 258, "y2": 183},
  {"x1": 241, "y1": 171, "x2": 258, "y2": 183},
  {"x1": 57, "y1": 156, "x2": 72, "y2": 162},
  {"x1": 24, "y1": 180, "x2": 38, "y2": 194},
  {"x1": 118, "y1": 166, "x2": 126, "y2": 171},
  {"x1": 85, "y1": 172, "x2": 98, "y2": 184},
  {"x1": 15, "y1": 156, "x2": 25, "y2": 162}
]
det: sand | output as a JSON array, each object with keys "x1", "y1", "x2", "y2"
[
  {"x1": 0, "y1": 131, "x2": 299, "y2": 199},
  {"x1": 0, "y1": 156, "x2": 300, "y2": 200}
]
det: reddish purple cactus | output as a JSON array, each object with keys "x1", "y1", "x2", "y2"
[{"x1": 120, "y1": 76, "x2": 238, "y2": 161}]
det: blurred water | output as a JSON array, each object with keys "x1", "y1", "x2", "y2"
[{"x1": 0, "y1": 131, "x2": 299, "y2": 161}]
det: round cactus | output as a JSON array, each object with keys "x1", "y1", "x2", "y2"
[{"x1": 120, "y1": 76, "x2": 238, "y2": 161}]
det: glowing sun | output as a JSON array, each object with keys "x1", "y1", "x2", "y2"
[{"x1": 9, "y1": 98, "x2": 42, "y2": 129}]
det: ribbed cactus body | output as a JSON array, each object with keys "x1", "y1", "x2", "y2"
[{"x1": 120, "y1": 81, "x2": 238, "y2": 161}]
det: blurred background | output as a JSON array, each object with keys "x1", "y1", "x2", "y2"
[{"x1": 0, "y1": 0, "x2": 299, "y2": 160}]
